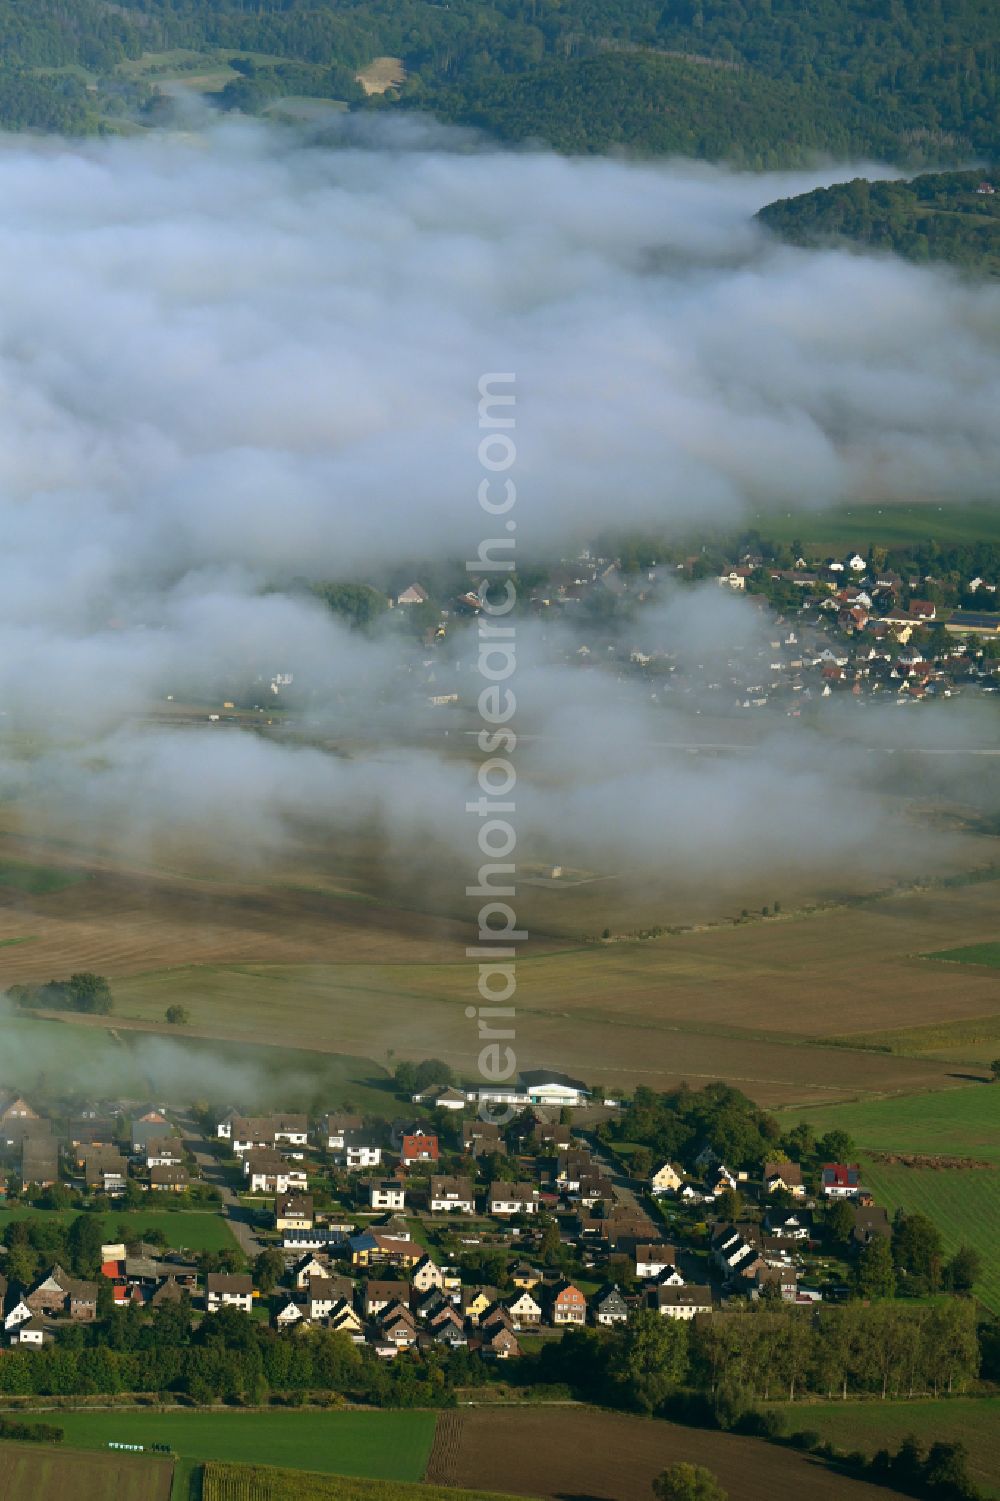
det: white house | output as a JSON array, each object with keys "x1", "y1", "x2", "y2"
[
  {"x1": 488, "y1": 1182, "x2": 540, "y2": 1216},
  {"x1": 430, "y1": 1176, "x2": 476, "y2": 1213},
  {"x1": 369, "y1": 1179, "x2": 406, "y2": 1212},
  {"x1": 655, "y1": 1285, "x2": 712, "y2": 1321},
  {"x1": 341, "y1": 1133, "x2": 382, "y2": 1170},
  {"x1": 205, "y1": 1274, "x2": 253, "y2": 1313},
  {"x1": 635, "y1": 1244, "x2": 683, "y2": 1283}
]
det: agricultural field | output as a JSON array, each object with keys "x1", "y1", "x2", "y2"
[
  {"x1": 33, "y1": 1409, "x2": 436, "y2": 1484},
  {"x1": 779, "y1": 1083, "x2": 1000, "y2": 1163},
  {"x1": 860, "y1": 1159, "x2": 1000, "y2": 1311},
  {"x1": 0, "y1": 1207, "x2": 237, "y2": 1253},
  {"x1": 202, "y1": 1461, "x2": 524, "y2": 1501},
  {"x1": 748, "y1": 499, "x2": 1000, "y2": 551},
  {"x1": 426, "y1": 1407, "x2": 900, "y2": 1501},
  {"x1": 924, "y1": 941, "x2": 1000, "y2": 968},
  {"x1": 0, "y1": 1441, "x2": 172, "y2": 1501},
  {"x1": 765, "y1": 1398, "x2": 1000, "y2": 1500},
  {"x1": 2, "y1": 776, "x2": 1000, "y2": 1108}
]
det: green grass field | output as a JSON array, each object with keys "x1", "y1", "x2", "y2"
[
  {"x1": 924, "y1": 942, "x2": 1000, "y2": 968},
  {"x1": 748, "y1": 500, "x2": 1000, "y2": 551},
  {"x1": 33, "y1": 1410, "x2": 436, "y2": 1486},
  {"x1": 860, "y1": 1159, "x2": 1000, "y2": 1311},
  {"x1": 780, "y1": 1084, "x2": 1000, "y2": 1162},
  {"x1": 0, "y1": 859, "x2": 83, "y2": 895},
  {"x1": 765, "y1": 1398, "x2": 1000, "y2": 1498},
  {"x1": 0, "y1": 1208, "x2": 236, "y2": 1252},
  {"x1": 202, "y1": 1461, "x2": 524, "y2": 1501}
]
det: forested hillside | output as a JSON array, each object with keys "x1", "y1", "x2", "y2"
[
  {"x1": 758, "y1": 170, "x2": 1000, "y2": 275},
  {"x1": 0, "y1": 0, "x2": 997, "y2": 165}
]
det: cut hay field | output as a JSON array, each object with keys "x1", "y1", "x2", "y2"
[
  {"x1": 426, "y1": 1407, "x2": 900, "y2": 1501},
  {"x1": 203, "y1": 1461, "x2": 525, "y2": 1501},
  {"x1": 860, "y1": 1159, "x2": 1000, "y2": 1310},
  {"x1": 34, "y1": 1409, "x2": 436, "y2": 1483},
  {"x1": 765, "y1": 1398, "x2": 1000, "y2": 1499},
  {"x1": 0, "y1": 1441, "x2": 172, "y2": 1501}
]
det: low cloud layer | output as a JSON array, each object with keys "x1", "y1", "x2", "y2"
[{"x1": 0, "y1": 120, "x2": 997, "y2": 900}]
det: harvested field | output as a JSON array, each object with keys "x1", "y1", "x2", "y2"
[
  {"x1": 0, "y1": 1441, "x2": 172, "y2": 1501},
  {"x1": 426, "y1": 1407, "x2": 900, "y2": 1501},
  {"x1": 356, "y1": 57, "x2": 406, "y2": 95}
]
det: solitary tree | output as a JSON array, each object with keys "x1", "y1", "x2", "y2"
[
  {"x1": 165, "y1": 1004, "x2": 190, "y2": 1026},
  {"x1": 653, "y1": 1464, "x2": 727, "y2": 1501}
]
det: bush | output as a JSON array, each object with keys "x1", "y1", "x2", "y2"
[{"x1": 789, "y1": 1429, "x2": 821, "y2": 1451}]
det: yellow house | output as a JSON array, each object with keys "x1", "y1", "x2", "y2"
[
  {"x1": 511, "y1": 1262, "x2": 542, "y2": 1291},
  {"x1": 460, "y1": 1287, "x2": 495, "y2": 1323},
  {"x1": 650, "y1": 1162, "x2": 683, "y2": 1194}
]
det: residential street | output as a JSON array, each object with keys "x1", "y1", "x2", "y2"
[{"x1": 176, "y1": 1112, "x2": 266, "y2": 1260}]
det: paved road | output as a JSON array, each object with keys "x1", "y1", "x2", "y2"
[{"x1": 176, "y1": 1112, "x2": 266, "y2": 1260}]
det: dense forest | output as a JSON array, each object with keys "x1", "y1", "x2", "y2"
[
  {"x1": 757, "y1": 170, "x2": 1000, "y2": 275},
  {"x1": 0, "y1": 0, "x2": 997, "y2": 165}
]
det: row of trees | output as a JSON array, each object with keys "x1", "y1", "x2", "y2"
[{"x1": 529, "y1": 1300, "x2": 982, "y2": 1414}]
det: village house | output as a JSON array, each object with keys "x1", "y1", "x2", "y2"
[
  {"x1": 430, "y1": 1175, "x2": 476, "y2": 1213},
  {"x1": 505, "y1": 1288, "x2": 543, "y2": 1328},
  {"x1": 275, "y1": 1193, "x2": 314, "y2": 1231},
  {"x1": 654, "y1": 1285, "x2": 713, "y2": 1320},
  {"x1": 650, "y1": 1162, "x2": 683, "y2": 1195},
  {"x1": 205, "y1": 1273, "x2": 253, "y2": 1313},
  {"x1": 821, "y1": 1163, "x2": 863, "y2": 1199},
  {"x1": 144, "y1": 1138, "x2": 184, "y2": 1168},
  {"x1": 368, "y1": 1178, "x2": 406, "y2": 1212},
  {"x1": 635, "y1": 1243, "x2": 682, "y2": 1282},
  {"x1": 763, "y1": 1161, "x2": 806, "y2": 1198},
  {"x1": 85, "y1": 1147, "x2": 128, "y2": 1196},
  {"x1": 20, "y1": 1136, "x2": 59, "y2": 1187},
  {"x1": 411, "y1": 1254, "x2": 444, "y2": 1294},
  {"x1": 549, "y1": 1280, "x2": 587, "y2": 1326},
  {"x1": 340, "y1": 1132, "x2": 383, "y2": 1170},
  {"x1": 593, "y1": 1285, "x2": 629, "y2": 1326},
  {"x1": 412, "y1": 1085, "x2": 467, "y2": 1112},
  {"x1": 462, "y1": 1120, "x2": 503, "y2": 1155},
  {"x1": 149, "y1": 1164, "x2": 189, "y2": 1192},
  {"x1": 364, "y1": 1279, "x2": 411, "y2": 1318},
  {"x1": 460, "y1": 1287, "x2": 497, "y2": 1324},
  {"x1": 399, "y1": 1125, "x2": 439, "y2": 1166},
  {"x1": 244, "y1": 1149, "x2": 308, "y2": 1195},
  {"x1": 488, "y1": 1182, "x2": 540, "y2": 1216},
  {"x1": 511, "y1": 1262, "x2": 543, "y2": 1290},
  {"x1": 318, "y1": 1113, "x2": 363, "y2": 1151},
  {"x1": 851, "y1": 1205, "x2": 891, "y2": 1245}
]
